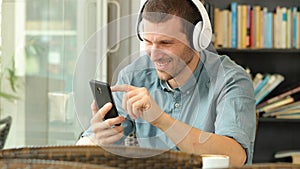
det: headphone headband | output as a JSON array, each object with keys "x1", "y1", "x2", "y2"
[{"x1": 136, "y1": 0, "x2": 212, "y2": 50}]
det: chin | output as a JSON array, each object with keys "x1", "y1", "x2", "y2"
[{"x1": 157, "y1": 71, "x2": 173, "y2": 81}]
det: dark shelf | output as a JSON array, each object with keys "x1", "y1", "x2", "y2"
[
  {"x1": 254, "y1": 117, "x2": 300, "y2": 163},
  {"x1": 259, "y1": 117, "x2": 300, "y2": 123}
]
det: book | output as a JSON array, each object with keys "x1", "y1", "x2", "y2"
[
  {"x1": 274, "y1": 6, "x2": 281, "y2": 48},
  {"x1": 263, "y1": 7, "x2": 268, "y2": 48},
  {"x1": 268, "y1": 108, "x2": 300, "y2": 117},
  {"x1": 275, "y1": 110, "x2": 300, "y2": 119},
  {"x1": 254, "y1": 74, "x2": 270, "y2": 96},
  {"x1": 237, "y1": 5, "x2": 242, "y2": 49},
  {"x1": 292, "y1": 7, "x2": 297, "y2": 48},
  {"x1": 296, "y1": 12, "x2": 300, "y2": 49},
  {"x1": 227, "y1": 11, "x2": 232, "y2": 48},
  {"x1": 252, "y1": 73, "x2": 263, "y2": 89},
  {"x1": 286, "y1": 8, "x2": 291, "y2": 49},
  {"x1": 254, "y1": 6, "x2": 261, "y2": 48},
  {"x1": 255, "y1": 74, "x2": 285, "y2": 105},
  {"x1": 276, "y1": 113, "x2": 300, "y2": 119},
  {"x1": 260, "y1": 7, "x2": 265, "y2": 48},
  {"x1": 241, "y1": 5, "x2": 248, "y2": 48},
  {"x1": 257, "y1": 96, "x2": 294, "y2": 113},
  {"x1": 262, "y1": 100, "x2": 300, "y2": 117},
  {"x1": 256, "y1": 84, "x2": 300, "y2": 109},
  {"x1": 266, "y1": 12, "x2": 273, "y2": 48},
  {"x1": 275, "y1": 150, "x2": 300, "y2": 164},
  {"x1": 214, "y1": 7, "x2": 221, "y2": 48},
  {"x1": 222, "y1": 9, "x2": 229, "y2": 48},
  {"x1": 280, "y1": 7, "x2": 287, "y2": 48},
  {"x1": 250, "y1": 8, "x2": 255, "y2": 48},
  {"x1": 231, "y1": 2, "x2": 237, "y2": 48}
]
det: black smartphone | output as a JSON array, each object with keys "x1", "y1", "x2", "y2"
[{"x1": 89, "y1": 79, "x2": 119, "y2": 121}]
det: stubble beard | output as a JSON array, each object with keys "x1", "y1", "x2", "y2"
[{"x1": 156, "y1": 54, "x2": 194, "y2": 82}]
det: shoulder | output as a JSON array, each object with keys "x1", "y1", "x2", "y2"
[
  {"x1": 202, "y1": 50, "x2": 254, "y2": 96},
  {"x1": 202, "y1": 50, "x2": 251, "y2": 82}
]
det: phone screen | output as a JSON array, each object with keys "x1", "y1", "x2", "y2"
[{"x1": 89, "y1": 80, "x2": 119, "y2": 120}]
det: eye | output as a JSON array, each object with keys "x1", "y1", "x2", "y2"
[{"x1": 160, "y1": 40, "x2": 173, "y2": 45}]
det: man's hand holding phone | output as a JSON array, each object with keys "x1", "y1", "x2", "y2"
[
  {"x1": 89, "y1": 80, "x2": 125, "y2": 145},
  {"x1": 90, "y1": 100, "x2": 125, "y2": 145}
]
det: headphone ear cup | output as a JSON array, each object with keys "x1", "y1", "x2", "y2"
[{"x1": 193, "y1": 21, "x2": 203, "y2": 51}]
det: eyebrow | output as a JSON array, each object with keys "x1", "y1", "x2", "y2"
[{"x1": 143, "y1": 37, "x2": 176, "y2": 44}]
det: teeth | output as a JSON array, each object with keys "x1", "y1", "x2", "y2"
[
  {"x1": 157, "y1": 62, "x2": 168, "y2": 66},
  {"x1": 156, "y1": 59, "x2": 171, "y2": 66}
]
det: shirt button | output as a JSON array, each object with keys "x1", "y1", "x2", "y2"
[{"x1": 174, "y1": 103, "x2": 180, "y2": 108}]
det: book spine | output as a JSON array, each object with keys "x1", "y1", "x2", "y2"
[
  {"x1": 281, "y1": 7, "x2": 287, "y2": 48},
  {"x1": 297, "y1": 11, "x2": 300, "y2": 48},
  {"x1": 222, "y1": 10, "x2": 229, "y2": 48},
  {"x1": 214, "y1": 8, "x2": 220, "y2": 48},
  {"x1": 254, "y1": 6, "x2": 261, "y2": 48},
  {"x1": 255, "y1": 74, "x2": 285, "y2": 105},
  {"x1": 254, "y1": 74, "x2": 270, "y2": 96},
  {"x1": 246, "y1": 5, "x2": 251, "y2": 48},
  {"x1": 241, "y1": 5, "x2": 247, "y2": 48},
  {"x1": 237, "y1": 5, "x2": 242, "y2": 48},
  {"x1": 275, "y1": 6, "x2": 281, "y2": 48},
  {"x1": 266, "y1": 12, "x2": 273, "y2": 48},
  {"x1": 292, "y1": 7, "x2": 297, "y2": 48},
  {"x1": 257, "y1": 85, "x2": 300, "y2": 108},
  {"x1": 286, "y1": 8, "x2": 291, "y2": 48},
  {"x1": 258, "y1": 96, "x2": 294, "y2": 113},
  {"x1": 231, "y1": 2, "x2": 237, "y2": 48},
  {"x1": 228, "y1": 11, "x2": 232, "y2": 48},
  {"x1": 263, "y1": 7, "x2": 268, "y2": 48}
]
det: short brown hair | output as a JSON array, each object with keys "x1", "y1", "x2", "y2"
[{"x1": 142, "y1": 0, "x2": 204, "y2": 46}]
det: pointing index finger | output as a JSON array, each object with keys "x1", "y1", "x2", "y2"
[{"x1": 111, "y1": 84, "x2": 134, "y2": 92}]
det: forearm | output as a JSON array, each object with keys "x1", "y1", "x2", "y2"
[{"x1": 151, "y1": 113, "x2": 246, "y2": 167}]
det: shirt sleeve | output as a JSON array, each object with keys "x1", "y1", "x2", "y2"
[{"x1": 214, "y1": 68, "x2": 256, "y2": 164}]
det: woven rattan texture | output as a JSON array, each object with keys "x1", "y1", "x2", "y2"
[{"x1": 0, "y1": 145, "x2": 202, "y2": 169}]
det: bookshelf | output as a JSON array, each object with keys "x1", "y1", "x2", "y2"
[
  {"x1": 217, "y1": 49, "x2": 300, "y2": 97},
  {"x1": 206, "y1": 0, "x2": 300, "y2": 163}
]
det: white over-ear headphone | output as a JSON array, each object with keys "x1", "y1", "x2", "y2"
[{"x1": 136, "y1": 0, "x2": 212, "y2": 51}]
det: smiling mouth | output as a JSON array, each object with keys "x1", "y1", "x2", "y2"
[{"x1": 154, "y1": 59, "x2": 172, "y2": 71}]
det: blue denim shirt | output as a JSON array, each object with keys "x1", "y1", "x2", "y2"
[{"x1": 83, "y1": 50, "x2": 256, "y2": 164}]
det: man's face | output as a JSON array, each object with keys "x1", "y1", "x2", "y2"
[{"x1": 142, "y1": 16, "x2": 197, "y2": 82}]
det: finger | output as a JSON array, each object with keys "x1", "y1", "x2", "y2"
[
  {"x1": 91, "y1": 102, "x2": 112, "y2": 124},
  {"x1": 111, "y1": 84, "x2": 135, "y2": 92},
  {"x1": 126, "y1": 87, "x2": 146, "y2": 98},
  {"x1": 97, "y1": 131, "x2": 124, "y2": 145},
  {"x1": 91, "y1": 100, "x2": 98, "y2": 115},
  {"x1": 122, "y1": 93, "x2": 128, "y2": 113},
  {"x1": 128, "y1": 95, "x2": 144, "y2": 119},
  {"x1": 105, "y1": 116, "x2": 125, "y2": 127},
  {"x1": 133, "y1": 99, "x2": 146, "y2": 114},
  {"x1": 94, "y1": 125, "x2": 124, "y2": 139},
  {"x1": 127, "y1": 97, "x2": 136, "y2": 119},
  {"x1": 92, "y1": 116, "x2": 125, "y2": 133}
]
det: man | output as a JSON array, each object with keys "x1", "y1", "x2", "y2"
[{"x1": 77, "y1": 0, "x2": 256, "y2": 167}]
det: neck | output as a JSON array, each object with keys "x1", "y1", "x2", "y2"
[{"x1": 168, "y1": 53, "x2": 200, "y2": 89}]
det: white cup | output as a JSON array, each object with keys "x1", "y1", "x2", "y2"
[{"x1": 202, "y1": 154, "x2": 230, "y2": 169}]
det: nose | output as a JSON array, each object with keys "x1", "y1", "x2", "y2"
[{"x1": 148, "y1": 44, "x2": 163, "y2": 59}]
